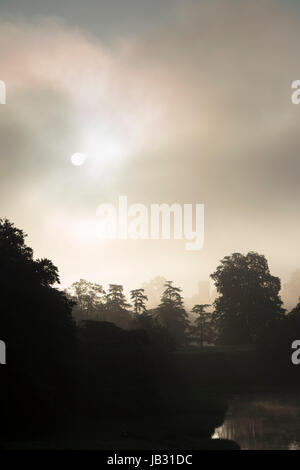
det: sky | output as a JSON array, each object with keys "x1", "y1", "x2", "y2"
[{"x1": 1, "y1": 0, "x2": 300, "y2": 302}]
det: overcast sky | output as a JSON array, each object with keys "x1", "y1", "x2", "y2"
[{"x1": 1, "y1": 0, "x2": 300, "y2": 299}]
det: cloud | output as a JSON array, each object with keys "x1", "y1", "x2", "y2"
[{"x1": 1, "y1": 0, "x2": 300, "y2": 293}]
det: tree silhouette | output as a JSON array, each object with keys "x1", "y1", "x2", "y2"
[
  {"x1": 0, "y1": 218, "x2": 77, "y2": 436},
  {"x1": 105, "y1": 284, "x2": 131, "y2": 329},
  {"x1": 288, "y1": 297, "x2": 300, "y2": 319},
  {"x1": 66, "y1": 279, "x2": 106, "y2": 321},
  {"x1": 106, "y1": 284, "x2": 130, "y2": 309},
  {"x1": 160, "y1": 281, "x2": 184, "y2": 308},
  {"x1": 0, "y1": 218, "x2": 76, "y2": 351},
  {"x1": 156, "y1": 281, "x2": 189, "y2": 344},
  {"x1": 211, "y1": 252, "x2": 285, "y2": 344},
  {"x1": 130, "y1": 288, "x2": 148, "y2": 315},
  {"x1": 191, "y1": 304, "x2": 211, "y2": 347}
]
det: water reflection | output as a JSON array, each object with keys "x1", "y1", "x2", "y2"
[{"x1": 212, "y1": 390, "x2": 300, "y2": 449}]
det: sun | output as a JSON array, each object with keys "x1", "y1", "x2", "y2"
[{"x1": 71, "y1": 152, "x2": 87, "y2": 166}]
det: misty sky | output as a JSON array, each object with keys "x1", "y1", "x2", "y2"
[{"x1": 1, "y1": 0, "x2": 300, "y2": 299}]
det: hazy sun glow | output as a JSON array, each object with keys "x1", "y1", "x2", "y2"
[{"x1": 71, "y1": 152, "x2": 87, "y2": 166}]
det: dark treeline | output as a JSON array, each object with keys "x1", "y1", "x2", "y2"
[{"x1": 1, "y1": 218, "x2": 300, "y2": 449}]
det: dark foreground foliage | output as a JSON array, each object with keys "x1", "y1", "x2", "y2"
[{"x1": 1, "y1": 218, "x2": 300, "y2": 449}]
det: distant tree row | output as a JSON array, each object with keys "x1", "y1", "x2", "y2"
[
  {"x1": 2, "y1": 215, "x2": 300, "y2": 353},
  {"x1": 66, "y1": 279, "x2": 189, "y2": 344},
  {"x1": 65, "y1": 250, "x2": 296, "y2": 347},
  {"x1": 66, "y1": 252, "x2": 300, "y2": 346}
]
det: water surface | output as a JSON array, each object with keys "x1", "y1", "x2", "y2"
[{"x1": 213, "y1": 390, "x2": 300, "y2": 449}]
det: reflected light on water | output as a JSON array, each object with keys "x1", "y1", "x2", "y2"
[{"x1": 211, "y1": 391, "x2": 300, "y2": 450}]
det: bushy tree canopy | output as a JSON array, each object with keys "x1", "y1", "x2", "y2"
[{"x1": 211, "y1": 252, "x2": 285, "y2": 344}]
